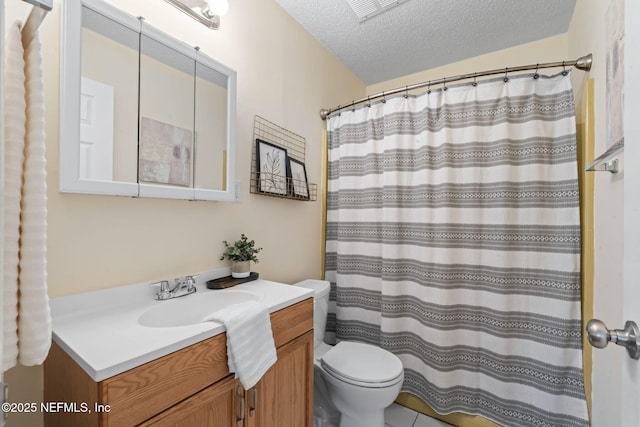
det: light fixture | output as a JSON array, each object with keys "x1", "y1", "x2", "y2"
[
  {"x1": 163, "y1": 0, "x2": 229, "y2": 30},
  {"x1": 203, "y1": 0, "x2": 229, "y2": 18}
]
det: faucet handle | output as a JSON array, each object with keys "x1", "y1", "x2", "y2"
[
  {"x1": 185, "y1": 275, "x2": 199, "y2": 289},
  {"x1": 160, "y1": 280, "x2": 171, "y2": 293},
  {"x1": 150, "y1": 280, "x2": 170, "y2": 291},
  {"x1": 151, "y1": 280, "x2": 171, "y2": 300}
]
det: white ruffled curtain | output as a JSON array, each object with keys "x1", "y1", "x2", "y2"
[
  {"x1": 3, "y1": 20, "x2": 51, "y2": 371},
  {"x1": 325, "y1": 73, "x2": 589, "y2": 427}
]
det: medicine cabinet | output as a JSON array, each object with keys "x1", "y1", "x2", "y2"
[{"x1": 60, "y1": 0, "x2": 237, "y2": 201}]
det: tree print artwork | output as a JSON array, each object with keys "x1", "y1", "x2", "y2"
[{"x1": 256, "y1": 139, "x2": 288, "y2": 195}]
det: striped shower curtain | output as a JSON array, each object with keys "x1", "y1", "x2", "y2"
[{"x1": 325, "y1": 73, "x2": 589, "y2": 427}]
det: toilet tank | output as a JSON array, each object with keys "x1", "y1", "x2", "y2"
[{"x1": 293, "y1": 279, "x2": 330, "y2": 348}]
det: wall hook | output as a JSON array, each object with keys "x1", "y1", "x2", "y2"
[{"x1": 585, "y1": 139, "x2": 623, "y2": 173}]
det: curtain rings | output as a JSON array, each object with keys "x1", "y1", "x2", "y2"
[
  {"x1": 351, "y1": 100, "x2": 356, "y2": 112},
  {"x1": 366, "y1": 96, "x2": 371, "y2": 108},
  {"x1": 427, "y1": 81, "x2": 431, "y2": 94},
  {"x1": 442, "y1": 77, "x2": 448, "y2": 91},
  {"x1": 472, "y1": 73, "x2": 478, "y2": 87},
  {"x1": 534, "y1": 64, "x2": 540, "y2": 80},
  {"x1": 503, "y1": 67, "x2": 509, "y2": 83},
  {"x1": 562, "y1": 60, "x2": 568, "y2": 76},
  {"x1": 404, "y1": 86, "x2": 409, "y2": 99},
  {"x1": 381, "y1": 91, "x2": 386, "y2": 103}
]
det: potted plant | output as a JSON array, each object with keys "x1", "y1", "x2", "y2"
[{"x1": 220, "y1": 234, "x2": 262, "y2": 278}]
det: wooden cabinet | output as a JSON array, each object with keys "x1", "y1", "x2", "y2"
[
  {"x1": 245, "y1": 332, "x2": 313, "y2": 427},
  {"x1": 44, "y1": 298, "x2": 313, "y2": 427},
  {"x1": 139, "y1": 376, "x2": 242, "y2": 427}
]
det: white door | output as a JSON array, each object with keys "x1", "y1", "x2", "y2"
[
  {"x1": 79, "y1": 77, "x2": 114, "y2": 181},
  {"x1": 589, "y1": 0, "x2": 640, "y2": 425},
  {"x1": 620, "y1": 0, "x2": 640, "y2": 425},
  {"x1": 587, "y1": 2, "x2": 640, "y2": 426},
  {"x1": 0, "y1": 0, "x2": 6, "y2": 424}
]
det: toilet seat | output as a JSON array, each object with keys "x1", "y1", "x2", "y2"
[{"x1": 320, "y1": 341, "x2": 403, "y2": 388}]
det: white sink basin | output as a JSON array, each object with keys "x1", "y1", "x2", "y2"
[{"x1": 138, "y1": 290, "x2": 258, "y2": 327}]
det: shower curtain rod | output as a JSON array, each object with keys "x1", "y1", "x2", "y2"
[{"x1": 320, "y1": 53, "x2": 593, "y2": 120}]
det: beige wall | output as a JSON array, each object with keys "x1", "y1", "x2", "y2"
[
  {"x1": 3, "y1": 0, "x2": 364, "y2": 425},
  {"x1": 43, "y1": 0, "x2": 364, "y2": 296}
]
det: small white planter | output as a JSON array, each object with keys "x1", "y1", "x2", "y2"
[{"x1": 231, "y1": 261, "x2": 251, "y2": 278}]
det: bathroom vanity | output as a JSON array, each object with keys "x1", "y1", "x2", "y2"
[{"x1": 43, "y1": 277, "x2": 314, "y2": 426}]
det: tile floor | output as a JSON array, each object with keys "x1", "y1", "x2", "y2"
[{"x1": 385, "y1": 403, "x2": 453, "y2": 427}]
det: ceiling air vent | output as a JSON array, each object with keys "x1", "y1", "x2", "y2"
[{"x1": 344, "y1": 0, "x2": 408, "y2": 22}]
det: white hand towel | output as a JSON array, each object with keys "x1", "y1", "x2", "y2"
[
  {"x1": 3, "y1": 21, "x2": 26, "y2": 372},
  {"x1": 18, "y1": 25, "x2": 51, "y2": 366},
  {"x1": 209, "y1": 301, "x2": 277, "y2": 389}
]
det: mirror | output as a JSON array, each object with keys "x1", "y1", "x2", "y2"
[
  {"x1": 194, "y1": 57, "x2": 231, "y2": 197},
  {"x1": 60, "y1": 0, "x2": 237, "y2": 201},
  {"x1": 138, "y1": 23, "x2": 196, "y2": 199},
  {"x1": 80, "y1": 5, "x2": 139, "y2": 188}
]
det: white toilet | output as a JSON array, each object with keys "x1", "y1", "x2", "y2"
[{"x1": 294, "y1": 279, "x2": 404, "y2": 427}]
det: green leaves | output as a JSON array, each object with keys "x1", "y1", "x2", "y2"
[{"x1": 220, "y1": 233, "x2": 263, "y2": 263}]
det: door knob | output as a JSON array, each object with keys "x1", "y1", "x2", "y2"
[{"x1": 586, "y1": 319, "x2": 640, "y2": 360}]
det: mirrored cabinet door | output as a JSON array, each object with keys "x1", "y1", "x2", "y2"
[
  {"x1": 60, "y1": 0, "x2": 140, "y2": 196},
  {"x1": 60, "y1": 0, "x2": 237, "y2": 201},
  {"x1": 81, "y1": 6, "x2": 139, "y2": 185},
  {"x1": 194, "y1": 57, "x2": 230, "y2": 195},
  {"x1": 138, "y1": 24, "x2": 195, "y2": 200},
  {"x1": 193, "y1": 53, "x2": 237, "y2": 201}
]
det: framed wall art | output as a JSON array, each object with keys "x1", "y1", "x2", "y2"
[
  {"x1": 287, "y1": 157, "x2": 309, "y2": 199},
  {"x1": 255, "y1": 138, "x2": 288, "y2": 195}
]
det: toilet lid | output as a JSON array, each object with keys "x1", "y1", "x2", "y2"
[
  {"x1": 320, "y1": 341, "x2": 403, "y2": 384},
  {"x1": 294, "y1": 279, "x2": 330, "y2": 298}
]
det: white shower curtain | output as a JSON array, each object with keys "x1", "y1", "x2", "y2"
[
  {"x1": 2, "y1": 21, "x2": 51, "y2": 371},
  {"x1": 326, "y1": 73, "x2": 589, "y2": 427}
]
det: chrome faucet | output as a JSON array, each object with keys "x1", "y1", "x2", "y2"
[{"x1": 153, "y1": 275, "x2": 198, "y2": 300}]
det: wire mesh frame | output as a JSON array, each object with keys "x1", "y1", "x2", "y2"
[{"x1": 251, "y1": 116, "x2": 317, "y2": 201}]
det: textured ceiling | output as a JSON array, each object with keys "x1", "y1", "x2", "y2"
[{"x1": 275, "y1": 0, "x2": 577, "y2": 85}]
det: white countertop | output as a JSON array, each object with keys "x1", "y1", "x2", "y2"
[{"x1": 50, "y1": 271, "x2": 314, "y2": 382}]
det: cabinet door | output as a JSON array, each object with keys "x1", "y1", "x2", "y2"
[
  {"x1": 139, "y1": 375, "x2": 243, "y2": 427},
  {"x1": 246, "y1": 331, "x2": 314, "y2": 427}
]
